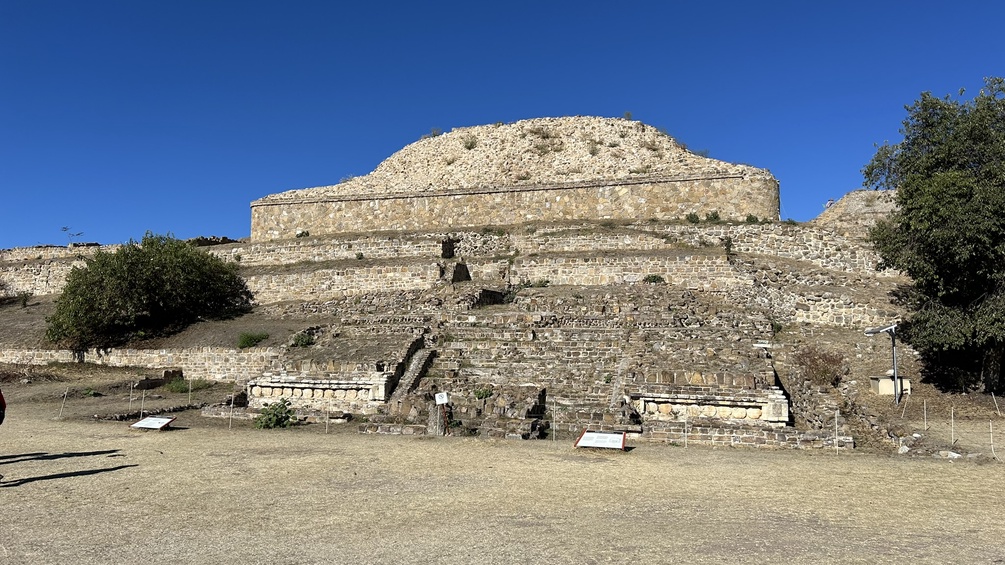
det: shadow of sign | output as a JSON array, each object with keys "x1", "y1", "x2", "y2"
[{"x1": 0, "y1": 464, "x2": 137, "y2": 487}]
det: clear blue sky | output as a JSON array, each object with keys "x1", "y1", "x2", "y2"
[{"x1": 2, "y1": 1, "x2": 1002, "y2": 249}]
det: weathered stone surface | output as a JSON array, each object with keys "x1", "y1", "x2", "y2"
[{"x1": 250, "y1": 117, "x2": 779, "y2": 240}]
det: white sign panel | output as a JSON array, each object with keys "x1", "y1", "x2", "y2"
[
  {"x1": 574, "y1": 430, "x2": 627, "y2": 450},
  {"x1": 434, "y1": 392, "x2": 450, "y2": 405},
  {"x1": 130, "y1": 416, "x2": 176, "y2": 430}
]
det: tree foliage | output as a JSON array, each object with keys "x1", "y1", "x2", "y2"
[
  {"x1": 46, "y1": 233, "x2": 253, "y2": 349},
  {"x1": 865, "y1": 77, "x2": 1005, "y2": 393}
]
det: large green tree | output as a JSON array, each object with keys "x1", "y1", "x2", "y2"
[
  {"x1": 864, "y1": 77, "x2": 1005, "y2": 393},
  {"x1": 46, "y1": 233, "x2": 253, "y2": 349}
]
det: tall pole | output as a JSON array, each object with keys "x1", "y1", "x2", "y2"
[{"x1": 891, "y1": 329, "x2": 900, "y2": 405}]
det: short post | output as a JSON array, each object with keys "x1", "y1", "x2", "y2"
[
  {"x1": 991, "y1": 420, "x2": 999, "y2": 462},
  {"x1": 58, "y1": 386, "x2": 69, "y2": 419},
  {"x1": 993, "y1": 393, "x2": 1002, "y2": 418},
  {"x1": 683, "y1": 411, "x2": 688, "y2": 449},
  {"x1": 140, "y1": 390, "x2": 146, "y2": 418},
  {"x1": 835, "y1": 410, "x2": 839, "y2": 454},
  {"x1": 900, "y1": 393, "x2": 910, "y2": 418},
  {"x1": 951, "y1": 406, "x2": 956, "y2": 445},
  {"x1": 128, "y1": 382, "x2": 134, "y2": 414},
  {"x1": 924, "y1": 399, "x2": 928, "y2": 431},
  {"x1": 326, "y1": 397, "x2": 331, "y2": 435},
  {"x1": 228, "y1": 381, "x2": 236, "y2": 430},
  {"x1": 188, "y1": 377, "x2": 193, "y2": 405}
]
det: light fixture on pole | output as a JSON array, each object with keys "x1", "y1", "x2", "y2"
[{"x1": 865, "y1": 323, "x2": 901, "y2": 404}]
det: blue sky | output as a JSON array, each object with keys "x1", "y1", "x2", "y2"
[{"x1": 2, "y1": 1, "x2": 1002, "y2": 249}]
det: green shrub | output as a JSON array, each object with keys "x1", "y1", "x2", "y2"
[
  {"x1": 291, "y1": 332, "x2": 315, "y2": 347},
  {"x1": 704, "y1": 210, "x2": 721, "y2": 223},
  {"x1": 642, "y1": 274, "x2": 665, "y2": 284},
  {"x1": 254, "y1": 399, "x2": 298, "y2": 429},
  {"x1": 474, "y1": 387, "x2": 493, "y2": 400},
  {"x1": 722, "y1": 236, "x2": 734, "y2": 255},
  {"x1": 745, "y1": 214, "x2": 760, "y2": 224},
  {"x1": 238, "y1": 332, "x2": 269, "y2": 349},
  {"x1": 686, "y1": 212, "x2": 701, "y2": 224},
  {"x1": 462, "y1": 135, "x2": 478, "y2": 150},
  {"x1": 45, "y1": 233, "x2": 252, "y2": 349},
  {"x1": 17, "y1": 291, "x2": 31, "y2": 308}
]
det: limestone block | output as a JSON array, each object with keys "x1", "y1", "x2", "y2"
[
  {"x1": 251, "y1": 386, "x2": 262, "y2": 396},
  {"x1": 716, "y1": 407, "x2": 732, "y2": 418},
  {"x1": 731, "y1": 407, "x2": 747, "y2": 419},
  {"x1": 658, "y1": 403, "x2": 673, "y2": 414},
  {"x1": 746, "y1": 408, "x2": 762, "y2": 419}
]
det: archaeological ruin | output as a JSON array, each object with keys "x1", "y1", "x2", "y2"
[{"x1": 0, "y1": 116, "x2": 907, "y2": 448}]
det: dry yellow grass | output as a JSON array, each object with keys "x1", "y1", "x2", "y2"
[{"x1": 2, "y1": 384, "x2": 1004, "y2": 564}]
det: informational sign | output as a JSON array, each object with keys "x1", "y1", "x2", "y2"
[
  {"x1": 434, "y1": 392, "x2": 450, "y2": 405},
  {"x1": 130, "y1": 416, "x2": 176, "y2": 430},
  {"x1": 574, "y1": 430, "x2": 627, "y2": 450}
]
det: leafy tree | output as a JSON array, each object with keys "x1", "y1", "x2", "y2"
[
  {"x1": 864, "y1": 77, "x2": 1005, "y2": 393},
  {"x1": 46, "y1": 233, "x2": 253, "y2": 349}
]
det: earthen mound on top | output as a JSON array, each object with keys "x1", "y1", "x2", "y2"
[{"x1": 256, "y1": 116, "x2": 773, "y2": 203}]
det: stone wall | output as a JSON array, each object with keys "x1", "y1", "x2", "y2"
[
  {"x1": 250, "y1": 173, "x2": 780, "y2": 241},
  {"x1": 0, "y1": 347, "x2": 281, "y2": 382}
]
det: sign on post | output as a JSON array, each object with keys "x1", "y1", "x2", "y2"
[
  {"x1": 130, "y1": 416, "x2": 176, "y2": 430},
  {"x1": 574, "y1": 430, "x2": 627, "y2": 450}
]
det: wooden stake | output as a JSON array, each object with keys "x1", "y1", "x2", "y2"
[
  {"x1": 900, "y1": 393, "x2": 910, "y2": 418},
  {"x1": 58, "y1": 386, "x2": 69, "y2": 419},
  {"x1": 128, "y1": 382, "x2": 134, "y2": 414},
  {"x1": 140, "y1": 390, "x2": 146, "y2": 418},
  {"x1": 993, "y1": 393, "x2": 1002, "y2": 418},
  {"x1": 326, "y1": 397, "x2": 331, "y2": 435},
  {"x1": 991, "y1": 420, "x2": 1000, "y2": 462},
  {"x1": 951, "y1": 406, "x2": 956, "y2": 445},
  {"x1": 188, "y1": 377, "x2": 193, "y2": 405},
  {"x1": 924, "y1": 399, "x2": 928, "y2": 431},
  {"x1": 228, "y1": 381, "x2": 236, "y2": 430},
  {"x1": 835, "y1": 410, "x2": 839, "y2": 454}
]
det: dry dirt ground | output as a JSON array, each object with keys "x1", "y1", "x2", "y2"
[{"x1": 2, "y1": 369, "x2": 1005, "y2": 565}]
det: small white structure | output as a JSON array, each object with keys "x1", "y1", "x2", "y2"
[{"x1": 870, "y1": 376, "x2": 911, "y2": 396}]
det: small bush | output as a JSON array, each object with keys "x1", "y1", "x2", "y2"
[
  {"x1": 291, "y1": 332, "x2": 315, "y2": 347},
  {"x1": 238, "y1": 332, "x2": 269, "y2": 349},
  {"x1": 686, "y1": 212, "x2": 701, "y2": 224},
  {"x1": 462, "y1": 135, "x2": 477, "y2": 150},
  {"x1": 17, "y1": 291, "x2": 32, "y2": 308},
  {"x1": 722, "y1": 236, "x2": 734, "y2": 255},
  {"x1": 705, "y1": 210, "x2": 721, "y2": 223},
  {"x1": 474, "y1": 387, "x2": 493, "y2": 400},
  {"x1": 745, "y1": 214, "x2": 760, "y2": 224},
  {"x1": 642, "y1": 274, "x2": 665, "y2": 284},
  {"x1": 254, "y1": 398, "x2": 298, "y2": 429},
  {"x1": 295, "y1": 230, "x2": 310, "y2": 238},
  {"x1": 355, "y1": 252, "x2": 365, "y2": 260},
  {"x1": 792, "y1": 345, "x2": 849, "y2": 388}
]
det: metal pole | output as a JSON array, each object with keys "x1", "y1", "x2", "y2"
[{"x1": 891, "y1": 330, "x2": 900, "y2": 405}]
